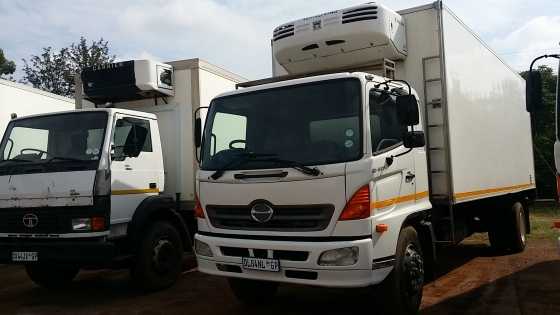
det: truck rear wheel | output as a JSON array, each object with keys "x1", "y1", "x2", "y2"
[
  {"x1": 489, "y1": 201, "x2": 527, "y2": 253},
  {"x1": 25, "y1": 264, "x2": 79, "y2": 289},
  {"x1": 374, "y1": 226, "x2": 424, "y2": 315},
  {"x1": 228, "y1": 278, "x2": 279, "y2": 304},
  {"x1": 132, "y1": 221, "x2": 183, "y2": 291}
]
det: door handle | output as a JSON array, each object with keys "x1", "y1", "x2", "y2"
[
  {"x1": 125, "y1": 164, "x2": 133, "y2": 170},
  {"x1": 405, "y1": 172, "x2": 415, "y2": 183}
]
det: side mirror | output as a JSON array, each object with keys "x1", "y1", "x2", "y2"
[
  {"x1": 526, "y1": 71, "x2": 543, "y2": 113},
  {"x1": 396, "y1": 95, "x2": 420, "y2": 126},
  {"x1": 194, "y1": 117, "x2": 202, "y2": 148},
  {"x1": 403, "y1": 131, "x2": 425, "y2": 149}
]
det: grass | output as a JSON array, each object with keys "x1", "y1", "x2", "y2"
[{"x1": 528, "y1": 204, "x2": 560, "y2": 241}]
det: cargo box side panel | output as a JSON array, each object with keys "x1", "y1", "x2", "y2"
[{"x1": 441, "y1": 7, "x2": 536, "y2": 204}]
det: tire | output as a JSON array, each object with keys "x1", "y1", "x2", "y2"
[
  {"x1": 489, "y1": 202, "x2": 527, "y2": 253},
  {"x1": 131, "y1": 221, "x2": 183, "y2": 291},
  {"x1": 375, "y1": 226, "x2": 425, "y2": 315},
  {"x1": 25, "y1": 264, "x2": 79, "y2": 289},
  {"x1": 228, "y1": 278, "x2": 279, "y2": 305}
]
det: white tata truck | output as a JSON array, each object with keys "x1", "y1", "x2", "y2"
[
  {"x1": 193, "y1": 2, "x2": 536, "y2": 314},
  {"x1": 0, "y1": 59, "x2": 245, "y2": 290}
]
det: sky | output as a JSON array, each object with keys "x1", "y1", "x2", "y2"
[{"x1": 1, "y1": 0, "x2": 559, "y2": 81}]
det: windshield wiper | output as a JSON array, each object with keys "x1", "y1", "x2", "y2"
[
  {"x1": 210, "y1": 153, "x2": 321, "y2": 180},
  {"x1": 210, "y1": 152, "x2": 278, "y2": 180},
  {"x1": 44, "y1": 156, "x2": 89, "y2": 163},
  {"x1": 261, "y1": 157, "x2": 322, "y2": 177},
  {"x1": 0, "y1": 158, "x2": 34, "y2": 165}
]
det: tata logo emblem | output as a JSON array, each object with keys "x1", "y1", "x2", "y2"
[
  {"x1": 250, "y1": 203, "x2": 274, "y2": 223},
  {"x1": 22, "y1": 214, "x2": 39, "y2": 228}
]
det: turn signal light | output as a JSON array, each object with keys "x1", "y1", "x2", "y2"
[
  {"x1": 339, "y1": 185, "x2": 371, "y2": 221},
  {"x1": 194, "y1": 196, "x2": 205, "y2": 218},
  {"x1": 91, "y1": 217, "x2": 105, "y2": 231}
]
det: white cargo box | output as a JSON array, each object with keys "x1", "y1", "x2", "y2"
[
  {"x1": 0, "y1": 79, "x2": 74, "y2": 137},
  {"x1": 272, "y1": 3, "x2": 407, "y2": 76}
]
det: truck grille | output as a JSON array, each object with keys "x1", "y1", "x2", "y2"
[
  {"x1": 0, "y1": 207, "x2": 107, "y2": 234},
  {"x1": 206, "y1": 204, "x2": 334, "y2": 232}
]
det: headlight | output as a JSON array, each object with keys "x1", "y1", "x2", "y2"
[
  {"x1": 318, "y1": 247, "x2": 359, "y2": 266},
  {"x1": 72, "y1": 218, "x2": 92, "y2": 231},
  {"x1": 72, "y1": 217, "x2": 105, "y2": 231},
  {"x1": 195, "y1": 239, "x2": 213, "y2": 257}
]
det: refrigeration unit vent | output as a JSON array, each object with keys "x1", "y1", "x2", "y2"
[
  {"x1": 81, "y1": 59, "x2": 174, "y2": 104},
  {"x1": 342, "y1": 5, "x2": 378, "y2": 24},
  {"x1": 273, "y1": 24, "x2": 295, "y2": 42},
  {"x1": 271, "y1": 2, "x2": 407, "y2": 76}
]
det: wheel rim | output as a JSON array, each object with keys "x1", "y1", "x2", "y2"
[
  {"x1": 403, "y1": 243, "x2": 424, "y2": 296},
  {"x1": 152, "y1": 238, "x2": 178, "y2": 275}
]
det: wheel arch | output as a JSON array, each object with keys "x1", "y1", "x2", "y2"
[{"x1": 127, "y1": 196, "x2": 191, "y2": 252}]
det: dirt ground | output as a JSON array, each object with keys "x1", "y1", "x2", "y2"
[{"x1": 0, "y1": 236, "x2": 558, "y2": 315}]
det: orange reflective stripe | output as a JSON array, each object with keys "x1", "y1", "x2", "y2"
[
  {"x1": 454, "y1": 183, "x2": 534, "y2": 201},
  {"x1": 112, "y1": 188, "x2": 160, "y2": 195},
  {"x1": 371, "y1": 191, "x2": 429, "y2": 209}
]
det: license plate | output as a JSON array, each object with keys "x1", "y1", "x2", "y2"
[
  {"x1": 242, "y1": 257, "x2": 280, "y2": 272},
  {"x1": 11, "y1": 251, "x2": 38, "y2": 262}
]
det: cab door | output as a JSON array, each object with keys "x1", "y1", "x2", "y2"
[
  {"x1": 368, "y1": 86, "x2": 416, "y2": 215},
  {"x1": 110, "y1": 114, "x2": 162, "y2": 225}
]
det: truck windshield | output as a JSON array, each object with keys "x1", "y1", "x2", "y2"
[
  {"x1": 201, "y1": 78, "x2": 362, "y2": 171},
  {"x1": 0, "y1": 112, "x2": 108, "y2": 174}
]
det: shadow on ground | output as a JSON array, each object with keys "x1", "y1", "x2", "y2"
[{"x1": 0, "y1": 240, "x2": 557, "y2": 314}]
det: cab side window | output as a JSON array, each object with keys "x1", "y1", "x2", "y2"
[
  {"x1": 113, "y1": 117, "x2": 152, "y2": 160},
  {"x1": 370, "y1": 90, "x2": 405, "y2": 154}
]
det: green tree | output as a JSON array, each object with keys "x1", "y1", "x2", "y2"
[
  {"x1": 21, "y1": 37, "x2": 115, "y2": 97},
  {"x1": 521, "y1": 65, "x2": 558, "y2": 198},
  {"x1": 0, "y1": 48, "x2": 16, "y2": 78}
]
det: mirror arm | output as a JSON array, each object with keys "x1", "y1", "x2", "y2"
[
  {"x1": 530, "y1": 54, "x2": 560, "y2": 72},
  {"x1": 375, "y1": 79, "x2": 412, "y2": 95}
]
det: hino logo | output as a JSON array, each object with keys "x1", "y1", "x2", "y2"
[
  {"x1": 250, "y1": 203, "x2": 274, "y2": 223},
  {"x1": 22, "y1": 214, "x2": 39, "y2": 228}
]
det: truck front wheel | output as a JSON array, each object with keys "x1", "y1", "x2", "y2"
[
  {"x1": 132, "y1": 221, "x2": 183, "y2": 291},
  {"x1": 228, "y1": 278, "x2": 279, "y2": 304},
  {"x1": 374, "y1": 226, "x2": 424, "y2": 315},
  {"x1": 25, "y1": 264, "x2": 79, "y2": 288}
]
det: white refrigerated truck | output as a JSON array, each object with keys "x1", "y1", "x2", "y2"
[
  {"x1": 0, "y1": 79, "x2": 74, "y2": 137},
  {"x1": 0, "y1": 59, "x2": 245, "y2": 290},
  {"x1": 193, "y1": 2, "x2": 536, "y2": 314}
]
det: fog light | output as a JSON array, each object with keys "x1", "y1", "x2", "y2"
[
  {"x1": 318, "y1": 247, "x2": 359, "y2": 266},
  {"x1": 195, "y1": 239, "x2": 213, "y2": 257},
  {"x1": 72, "y1": 218, "x2": 91, "y2": 231}
]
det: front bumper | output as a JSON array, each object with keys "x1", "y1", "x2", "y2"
[
  {"x1": 0, "y1": 238, "x2": 117, "y2": 264},
  {"x1": 195, "y1": 233, "x2": 393, "y2": 288}
]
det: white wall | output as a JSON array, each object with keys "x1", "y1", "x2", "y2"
[{"x1": 0, "y1": 80, "x2": 74, "y2": 137}]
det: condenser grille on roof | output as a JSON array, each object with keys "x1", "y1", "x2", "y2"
[
  {"x1": 342, "y1": 5, "x2": 378, "y2": 24},
  {"x1": 273, "y1": 24, "x2": 295, "y2": 42}
]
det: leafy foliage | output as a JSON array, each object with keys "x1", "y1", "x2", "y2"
[
  {"x1": 521, "y1": 65, "x2": 559, "y2": 198},
  {"x1": 21, "y1": 37, "x2": 115, "y2": 97},
  {"x1": 0, "y1": 48, "x2": 16, "y2": 79}
]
